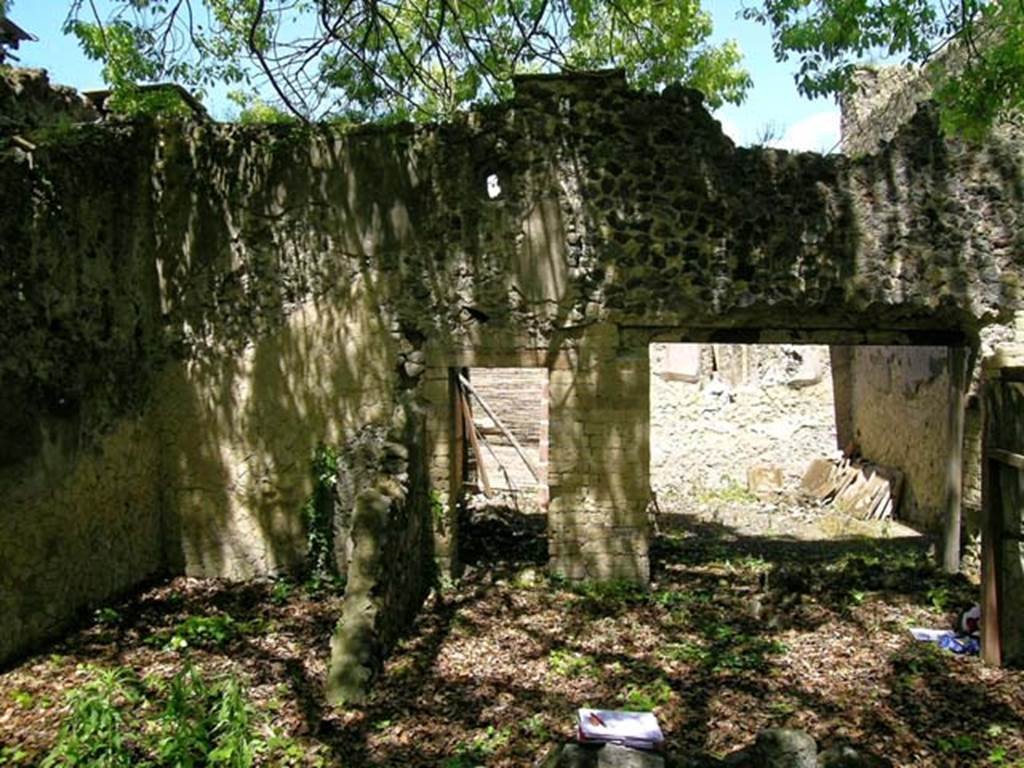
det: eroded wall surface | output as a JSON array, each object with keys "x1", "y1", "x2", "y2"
[
  {"x1": 3, "y1": 69, "x2": 1024, "y2": 664},
  {"x1": 847, "y1": 347, "x2": 952, "y2": 530}
]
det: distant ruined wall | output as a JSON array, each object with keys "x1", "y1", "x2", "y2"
[
  {"x1": 2, "y1": 67, "x2": 1024, "y2": 664},
  {"x1": 650, "y1": 344, "x2": 837, "y2": 506}
]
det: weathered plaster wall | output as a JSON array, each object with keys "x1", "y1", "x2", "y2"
[
  {"x1": 848, "y1": 347, "x2": 952, "y2": 530},
  {"x1": 840, "y1": 66, "x2": 1023, "y2": 558},
  {"x1": 0, "y1": 122, "x2": 166, "y2": 665},
  {"x1": 3, "y1": 68, "x2": 1024, "y2": 664},
  {"x1": 650, "y1": 344, "x2": 837, "y2": 507},
  {"x1": 0, "y1": 418, "x2": 163, "y2": 666},
  {"x1": 154, "y1": 286, "x2": 399, "y2": 579}
]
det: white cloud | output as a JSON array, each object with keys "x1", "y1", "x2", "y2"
[{"x1": 771, "y1": 110, "x2": 841, "y2": 153}]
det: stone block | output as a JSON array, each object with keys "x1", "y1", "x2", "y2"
[
  {"x1": 747, "y1": 465, "x2": 784, "y2": 497},
  {"x1": 753, "y1": 728, "x2": 817, "y2": 768},
  {"x1": 598, "y1": 744, "x2": 664, "y2": 768}
]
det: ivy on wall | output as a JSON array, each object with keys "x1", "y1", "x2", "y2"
[{"x1": 303, "y1": 443, "x2": 339, "y2": 582}]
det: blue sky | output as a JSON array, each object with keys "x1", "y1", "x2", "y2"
[{"x1": 11, "y1": 0, "x2": 842, "y2": 152}]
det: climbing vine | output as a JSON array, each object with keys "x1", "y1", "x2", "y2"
[{"x1": 303, "y1": 443, "x2": 339, "y2": 582}]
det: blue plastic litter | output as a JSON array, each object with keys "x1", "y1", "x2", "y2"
[{"x1": 937, "y1": 633, "x2": 980, "y2": 655}]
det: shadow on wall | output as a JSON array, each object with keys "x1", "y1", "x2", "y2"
[
  {"x1": 150, "y1": 126, "x2": 427, "y2": 579},
  {"x1": 2, "y1": 70, "x2": 1023, "y2": 669}
]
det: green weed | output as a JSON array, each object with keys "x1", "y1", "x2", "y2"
[
  {"x1": 697, "y1": 479, "x2": 757, "y2": 505},
  {"x1": 444, "y1": 726, "x2": 512, "y2": 767},
  {"x1": 523, "y1": 713, "x2": 550, "y2": 741},
  {"x1": 41, "y1": 664, "x2": 273, "y2": 768},
  {"x1": 660, "y1": 640, "x2": 711, "y2": 665},
  {"x1": 41, "y1": 667, "x2": 140, "y2": 768},
  {"x1": 148, "y1": 614, "x2": 248, "y2": 651},
  {"x1": 0, "y1": 746, "x2": 29, "y2": 765},
  {"x1": 9, "y1": 690, "x2": 33, "y2": 710},
  {"x1": 94, "y1": 607, "x2": 122, "y2": 626},
  {"x1": 622, "y1": 678, "x2": 673, "y2": 711},
  {"x1": 548, "y1": 648, "x2": 599, "y2": 678},
  {"x1": 270, "y1": 580, "x2": 294, "y2": 605},
  {"x1": 927, "y1": 586, "x2": 951, "y2": 612}
]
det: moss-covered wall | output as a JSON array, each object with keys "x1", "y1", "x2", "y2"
[{"x1": 2, "y1": 69, "x2": 1023, "y2": 666}]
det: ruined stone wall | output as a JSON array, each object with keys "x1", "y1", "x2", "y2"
[
  {"x1": 3, "y1": 68, "x2": 1024, "y2": 664},
  {"x1": 327, "y1": 404, "x2": 432, "y2": 704},
  {"x1": 840, "y1": 66, "x2": 1022, "y2": 552},
  {"x1": 848, "y1": 347, "x2": 952, "y2": 530},
  {"x1": 650, "y1": 344, "x2": 837, "y2": 508},
  {"x1": 0, "y1": 124, "x2": 167, "y2": 665}
]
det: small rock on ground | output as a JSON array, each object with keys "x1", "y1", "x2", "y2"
[{"x1": 541, "y1": 742, "x2": 665, "y2": 768}]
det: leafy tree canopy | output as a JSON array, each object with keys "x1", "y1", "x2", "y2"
[
  {"x1": 744, "y1": 0, "x2": 1024, "y2": 139},
  {"x1": 63, "y1": 0, "x2": 751, "y2": 122}
]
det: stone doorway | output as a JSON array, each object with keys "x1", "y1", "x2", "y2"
[
  {"x1": 457, "y1": 367, "x2": 550, "y2": 569},
  {"x1": 647, "y1": 342, "x2": 948, "y2": 553}
]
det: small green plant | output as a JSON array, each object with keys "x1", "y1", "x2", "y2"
[
  {"x1": 892, "y1": 642, "x2": 946, "y2": 681},
  {"x1": 9, "y1": 689, "x2": 33, "y2": 709},
  {"x1": 548, "y1": 648, "x2": 599, "y2": 678},
  {"x1": 937, "y1": 734, "x2": 980, "y2": 756},
  {"x1": 927, "y1": 585, "x2": 951, "y2": 612},
  {"x1": 151, "y1": 614, "x2": 240, "y2": 651},
  {"x1": 41, "y1": 665, "x2": 269, "y2": 768},
  {"x1": 523, "y1": 713, "x2": 550, "y2": 741},
  {"x1": 623, "y1": 678, "x2": 673, "y2": 711},
  {"x1": 0, "y1": 746, "x2": 29, "y2": 765},
  {"x1": 304, "y1": 443, "x2": 339, "y2": 580},
  {"x1": 697, "y1": 478, "x2": 757, "y2": 505},
  {"x1": 270, "y1": 579, "x2": 294, "y2": 605},
  {"x1": 94, "y1": 607, "x2": 122, "y2": 626},
  {"x1": 660, "y1": 640, "x2": 711, "y2": 665},
  {"x1": 41, "y1": 667, "x2": 140, "y2": 768},
  {"x1": 572, "y1": 579, "x2": 647, "y2": 613},
  {"x1": 429, "y1": 489, "x2": 447, "y2": 528},
  {"x1": 444, "y1": 726, "x2": 512, "y2": 767}
]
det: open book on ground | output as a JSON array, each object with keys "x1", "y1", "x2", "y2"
[{"x1": 577, "y1": 708, "x2": 664, "y2": 750}]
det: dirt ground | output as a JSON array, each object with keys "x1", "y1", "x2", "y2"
[{"x1": 1, "y1": 497, "x2": 1021, "y2": 767}]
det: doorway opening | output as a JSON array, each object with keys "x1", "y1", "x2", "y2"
[
  {"x1": 456, "y1": 367, "x2": 549, "y2": 568},
  {"x1": 648, "y1": 342, "x2": 934, "y2": 551}
]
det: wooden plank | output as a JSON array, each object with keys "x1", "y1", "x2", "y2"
[
  {"x1": 458, "y1": 374, "x2": 540, "y2": 482},
  {"x1": 989, "y1": 448, "x2": 1024, "y2": 471},
  {"x1": 460, "y1": 389, "x2": 492, "y2": 497},
  {"x1": 997, "y1": 464, "x2": 1024, "y2": 666},
  {"x1": 477, "y1": 426, "x2": 519, "y2": 492},
  {"x1": 982, "y1": 395, "x2": 1003, "y2": 666},
  {"x1": 943, "y1": 346, "x2": 968, "y2": 575}
]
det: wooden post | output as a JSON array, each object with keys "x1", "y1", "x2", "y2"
[
  {"x1": 460, "y1": 389, "x2": 492, "y2": 496},
  {"x1": 981, "y1": 443, "x2": 1003, "y2": 664},
  {"x1": 942, "y1": 346, "x2": 968, "y2": 574}
]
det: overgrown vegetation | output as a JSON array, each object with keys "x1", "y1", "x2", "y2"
[
  {"x1": 303, "y1": 442, "x2": 339, "y2": 584},
  {"x1": 37, "y1": 664, "x2": 301, "y2": 768},
  {"x1": 61, "y1": 0, "x2": 750, "y2": 121},
  {"x1": 2, "y1": 515, "x2": 1021, "y2": 766}
]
